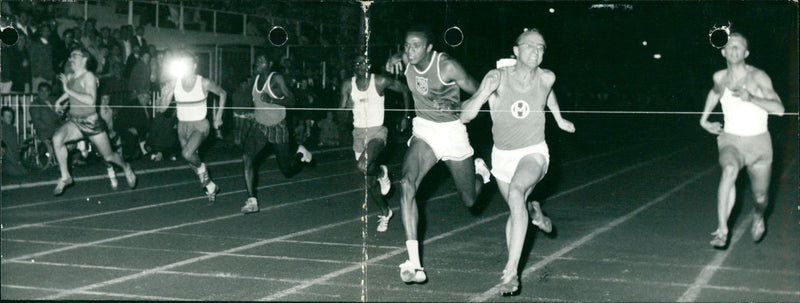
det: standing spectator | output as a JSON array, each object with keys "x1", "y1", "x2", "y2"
[
  {"x1": 29, "y1": 25, "x2": 55, "y2": 91},
  {"x1": 1, "y1": 106, "x2": 27, "y2": 176},
  {"x1": 29, "y1": 82, "x2": 61, "y2": 166},
  {"x1": 133, "y1": 25, "x2": 147, "y2": 49},
  {"x1": 119, "y1": 25, "x2": 134, "y2": 67},
  {"x1": 1, "y1": 33, "x2": 30, "y2": 93}
]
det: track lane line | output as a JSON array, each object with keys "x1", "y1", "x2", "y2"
[
  {"x1": 0, "y1": 146, "x2": 351, "y2": 191},
  {"x1": 261, "y1": 146, "x2": 695, "y2": 301},
  {"x1": 471, "y1": 165, "x2": 716, "y2": 302}
]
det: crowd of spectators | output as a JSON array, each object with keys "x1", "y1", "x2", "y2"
[{"x1": 1, "y1": 2, "x2": 406, "y2": 179}]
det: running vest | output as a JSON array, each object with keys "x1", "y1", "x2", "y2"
[
  {"x1": 490, "y1": 67, "x2": 548, "y2": 150},
  {"x1": 404, "y1": 51, "x2": 461, "y2": 122},
  {"x1": 720, "y1": 87, "x2": 768, "y2": 136},
  {"x1": 67, "y1": 72, "x2": 97, "y2": 116},
  {"x1": 174, "y1": 75, "x2": 207, "y2": 121},
  {"x1": 350, "y1": 74, "x2": 384, "y2": 128},
  {"x1": 252, "y1": 72, "x2": 286, "y2": 126}
]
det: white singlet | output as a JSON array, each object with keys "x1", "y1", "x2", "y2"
[
  {"x1": 350, "y1": 74, "x2": 384, "y2": 128},
  {"x1": 174, "y1": 75, "x2": 208, "y2": 122},
  {"x1": 720, "y1": 87, "x2": 768, "y2": 136}
]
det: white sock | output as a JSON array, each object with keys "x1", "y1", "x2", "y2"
[
  {"x1": 197, "y1": 163, "x2": 207, "y2": 175},
  {"x1": 406, "y1": 240, "x2": 421, "y2": 268}
]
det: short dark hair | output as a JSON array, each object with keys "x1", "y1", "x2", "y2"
[
  {"x1": 37, "y1": 82, "x2": 52, "y2": 91},
  {"x1": 1, "y1": 106, "x2": 13, "y2": 116},
  {"x1": 406, "y1": 25, "x2": 435, "y2": 46}
]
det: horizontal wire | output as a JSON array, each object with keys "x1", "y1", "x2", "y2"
[{"x1": 18, "y1": 104, "x2": 798, "y2": 116}]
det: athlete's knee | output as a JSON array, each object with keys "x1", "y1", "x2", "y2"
[
  {"x1": 181, "y1": 149, "x2": 195, "y2": 161},
  {"x1": 720, "y1": 164, "x2": 740, "y2": 180}
]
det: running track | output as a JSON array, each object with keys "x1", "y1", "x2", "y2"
[{"x1": 2, "y1": 118, "x2": 798, "y2": 301}]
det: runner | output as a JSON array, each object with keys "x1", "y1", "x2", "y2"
[
  {"x1": 699, "y1": 32, "x2": 784, "y2": 248},
  {"x1": 385, "y1": 25, "x2": 491, "y2": 284},
  {"x1": 461, "y1": 28, "x2": 575, "y2": 296},
  {"x1": 51, "y1": 47, "x2": 137, "y2": 195},
  {"x1": 340, "y1": 55, "x2": 410, "y2": 231},
  {"x1": 239, "y1": 54, "x2": 312, "y2": 214},
  {"x1": 157, "y1": 49, "x2": 226, "y2": 203}
]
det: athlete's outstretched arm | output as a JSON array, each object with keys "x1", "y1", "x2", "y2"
[
  {"x1": 157, "y1": 80, "x2": 176, "y2": 113},
  {"x1": 460, "y1": 69, "x2": 500, "y2": 123},
  {"x1": 203, "y1": 78, "x2": 227, "y2": 129},
  {"x1": 734, "y1": 70, "x2": 784, "y2": 115}
]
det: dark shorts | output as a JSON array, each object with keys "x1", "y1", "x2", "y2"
[
  {"x1": 717, "y1": 132, "x2": 773, "y2": 168},
  {"x1": 241, "y1": 118, "x2": 290, "y2": 156},
  {"x1": 67, "y1": 112, "x2": 107, "y2": 137},
  {"x1": 178, "y1": 119, "x2": 211, "y2": 143}
]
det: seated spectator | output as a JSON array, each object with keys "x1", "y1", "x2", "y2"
[
  {"x1": 1, "y1": 106, "x2": 27, "y2": 176},
  {"x1": 317, "y1": 111, "x2": 339, "y2": 147}
]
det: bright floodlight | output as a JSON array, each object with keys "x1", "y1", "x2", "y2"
[
  {"x1": 642, "y1": 40, "x2": 648, "y2": 46},
  {"x1": 168, "y1": 58, "x2": 189, "y2": 79},
  {"x1": 653, "y1": 53, "x2": 662, "y2": 59},
  {"x1": 549, "y1": 8, "x2": 555, "y2": 13}
]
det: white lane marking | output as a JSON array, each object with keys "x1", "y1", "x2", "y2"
[
  {"x1": 471, "y1": 166, "x2": 715, "y2": 302},
  {"x1": 262, "y1": 147, "x2": 695, "y2": 301},
  {"x1": 38, "y1": 190, "x2": 457, "y2": 300},
  {"x1": 677, "y1": 211, "x2": 753, "y2": 301},
  {"x1": 0, "y1": 147, "x2": 351, "y2": 191},
  {"x1": 1, "y1": 170, "x2": 357, "y2": 232},
  {"x1": 2, "y1": 158, "x2": 353, "y2": 210},
  {"x1": 3, "y1": 187, "x2": 364, "y2": 264},
  {"x1": 1, "y1": 284, "x2": 187, "y2": 300}
]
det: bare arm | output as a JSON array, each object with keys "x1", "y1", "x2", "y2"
[
  {"x1": 203, "y1": 78, "x2": 227, "y2": 127},
  {"x1": 700, "y1": 77, "x2": 724, "y2": 135},
  {"x1": 272, "y1": 74, "x2": 295, "y2": 108},
  {"x1": 157, "y1": 80, "x2": 176, "y2": 113},
  {"x1": 58, "y1": 73, "x2": 97, "y2": 106},
  {"x1": 440, "y1": 57, "x2": 478, "y2": 95},
  {"x1": 735, "y1": 70, "x2": 784, "y2": 115},
  {"x1": 377, "y1": 75, "x2": 412, "y2": 116},
  {"x1": 460, "y1": 69, "x2": 500, "y2": 123},
  {"x1": 339, "y1": 79, "x2": 352, "y2": 109}
]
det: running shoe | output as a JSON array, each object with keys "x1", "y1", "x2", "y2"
[
  {"x1": 529, "y1": 201, "x2": 552, "y2": 233},
  {"x1": 377, "y1": 209, "x2": 393, "y2": 232},
  {"x1": 499, "y1": 269, "x2": 520, "y2": 296},
  {"x1": 475, "y1": 158, "x2": 491, "y2": 184},
  {"x1": 297, "y1": 145, "x2": 313, "y2": 163},
  {"x1": 378, "y1": 165, "x2": 391, "y2": 195},
  {"x1": 241, "y1": 197, "x2": 259, "y2": 214},
  {"x1": 399, "y1": 260, "x2": 427, "y2": 284},
  {"x1": 204, "y1": 181, "x2": 220, "y2": 204},
  {"x1": 107, "y1": 166, "x2": 118, "y2": 190},
  {"x1": 751, "y1": 215, "x2": 765, "y2": 242},
  {"x1": 53, "y1": 177, "x2": 74, "y2": 196},
  {"x1": 123, "y1": 163, "x2": 137, "y2": 189},
  {"x1": 710, "y1": 230, "x2": 727, "y2": 248}
]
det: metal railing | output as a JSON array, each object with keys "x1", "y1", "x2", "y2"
[{"x1": 1, "y1": 92, "x2": 163, "y2": 142}]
